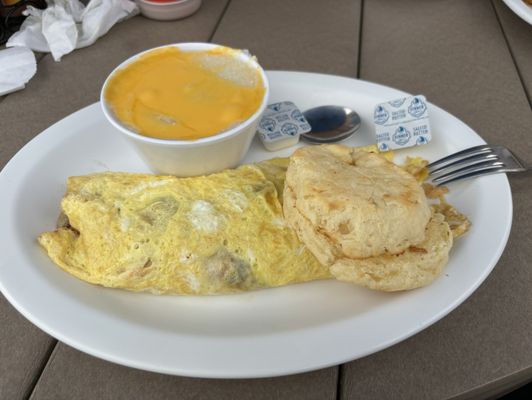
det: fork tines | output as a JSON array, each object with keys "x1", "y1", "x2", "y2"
[{"x1": 428, "y1": 144, "x2": 525, "y2": 186}]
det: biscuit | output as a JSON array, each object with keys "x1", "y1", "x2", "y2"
[
  {"x1": 283, "y1": 145, "x2": 432, "y2": 260},
  {"x1": 329, "y1": 212, "x2": 453, "y2": 291}
]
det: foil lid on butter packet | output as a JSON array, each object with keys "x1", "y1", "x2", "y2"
[
  {"x1": 373, "y1": 95, "x2": 431, "y2": 152},
  {"x1": 257, "y1": 101, "x2": 311, "y2": 151}
]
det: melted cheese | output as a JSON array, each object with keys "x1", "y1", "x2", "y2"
[
  {"x1": 188, "y1": 200, "x2": 222, "y2": 232},
  {"x1": 104, "y1": 47, "x2": 265, "y2": 140}
]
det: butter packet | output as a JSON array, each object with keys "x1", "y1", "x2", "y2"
[
  {"x1": 373, "y1": 95, "x2": 431, "y2": 152},
  {"x1": 258, "y1": 101, "x2": 311, "y2": 151}
]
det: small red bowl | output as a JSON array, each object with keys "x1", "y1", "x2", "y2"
[{"x1": 136, "y1": 0, "x2": 202, "y2": 21}]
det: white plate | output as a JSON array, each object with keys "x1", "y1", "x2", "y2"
[
  {"x1": 0, "y1": 72, "x2": 512, "y2": 378},
  {"x1": 503, "y1": 0, "x2": 532, "y2": 25}
]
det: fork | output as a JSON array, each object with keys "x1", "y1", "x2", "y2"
[{"x1": 428, "y1": 144, "x2": 530, "y2": 186}]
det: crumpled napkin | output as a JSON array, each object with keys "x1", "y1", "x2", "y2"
[
  {"x1": 0, "y1": 47, "x2": 37, "y2": 96},
  {"x1": 7, "y1": 0, "x2": 139, "y2": 61}
]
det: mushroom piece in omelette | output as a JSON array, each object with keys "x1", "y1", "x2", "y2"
[{"x1": 39, "y1": 145, "x2": 469, "y2": 294}]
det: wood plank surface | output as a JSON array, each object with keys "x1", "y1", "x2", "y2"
[
  {"x1": 0, "y1": 303, "x2": 55, "y2": 400},
  {"x1": 211, "y1": 0, "x2": 361, "y2": 76},
  {"x1": 29, "y1": 345, "x2": 337, "y2": 400},
  {"x1": 340, "y1": 1, "x2": 532, "y2": 399}
]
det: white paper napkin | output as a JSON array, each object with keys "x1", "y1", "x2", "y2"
[
  {"x1": 0, "y1": 46, "x2": 37, "y2": 96},
  {"x1": 7, "y1": 0, "x2": 139, "y2": 61}
]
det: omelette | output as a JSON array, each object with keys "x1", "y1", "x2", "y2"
[{"x1": 38, "y1": 163, "x2": 331, "y2": 295}]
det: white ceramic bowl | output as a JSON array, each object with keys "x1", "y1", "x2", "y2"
[
  {"x1": 100, "y1": 43, "x2": 269, "y2": 176},
  {"x1": 136, "y1": 0, "x2": 202, "y2": 21}
]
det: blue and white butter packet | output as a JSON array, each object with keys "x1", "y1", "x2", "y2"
[
  {"x1": 257, "y1": 101, "x2": 311, "y2": 151},
  {"x1": 373, "y1": 95, "x2": 431, "y2": 152}
]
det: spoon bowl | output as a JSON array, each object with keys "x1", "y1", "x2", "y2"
[{"x1": 301, "y1": 105, "x2": 361, "y2": 143}]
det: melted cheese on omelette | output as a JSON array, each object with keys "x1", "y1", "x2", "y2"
[{"x1": 38, "y1": 165, "x2": 331, "y2": 295}]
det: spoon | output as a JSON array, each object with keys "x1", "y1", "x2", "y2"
[{"x1": 301, "y1": 105, "x2": 361, "y2": 143}]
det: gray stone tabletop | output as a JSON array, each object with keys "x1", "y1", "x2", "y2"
[{"x1": 1, "y1": 1, "x2": 531, "y2": 399}]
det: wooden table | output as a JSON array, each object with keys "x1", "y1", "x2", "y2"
[{"x1": 1, "y1": 1, "x2": 531, "y2": 399}]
